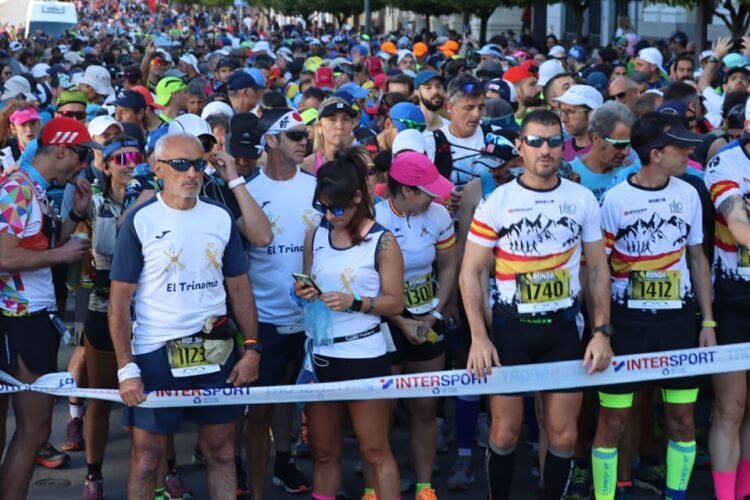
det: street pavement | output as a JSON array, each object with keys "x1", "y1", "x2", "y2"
[{"x1": 5, "y1": 342, "x2": 716, "y2": 499}]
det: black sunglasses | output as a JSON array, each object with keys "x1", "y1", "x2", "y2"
[
  {"x1": 157, "y1": 158, "x2": 208, "y2": 172},
  {"x1": 284, "y1": 130, "x2": 308, "y2": 142},
  {"x1": 67, "y1": 145, "x2": 93, "y2": 164},
  {"x1": 608, "y1": 90, "x2": 629, "y2": 101},
  {"x1": 313, "y1": 201, "x2": 347, "y2": 216},
  {"x1": 521, "y1": 135, "x2": 564, "y2": 148},
  {"x1": 461, "y1": 81, "x2": 484, "y2": 93}
]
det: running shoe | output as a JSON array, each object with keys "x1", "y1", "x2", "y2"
[
  {"x1": 614, "y1": 484, "x2": 633, "y2": 500},
  {"x1": 191, "y1": 446, "x2": 205, "y2": 466},
  {"x1": 61, "y1": 416, "x2": 84, "y2": 452},
  {"x1": 361, "y1": 491, "x2": 377, "y2": 500},
  {"x1": 475, "y1": 412, "x2": 490, "y2": 448},
  {"x1": 436, "y1": 417, "x2": 450, "y2": 454},
  {"x1": 447, "y1": 456, "x2": 475, "y2": 491},
  {"x1": 165, "y1": 469, "x2": 194, "y2": 499},
  {"x1": 415, "y1": 486, "x2": 438, "y2": 500},
  {"x1": 564, "y1": 465, "x2": 592, "y2": 499},
  {"x1": 83, "y1": 474, "x2": 104, "y2": 500},
  {"x1": 632, "y1": 463, "x2": 665, "y2": 496},
  {"x1": 35, "y1": 441, "x2": 69, "y2": 469},
  {"x1": 272, "y1": 461, "x2": 310, "y2": 494}
]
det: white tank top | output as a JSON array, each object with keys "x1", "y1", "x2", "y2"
[{"x1": 309, "y1": 221, "x2": 388, "y2": 359}]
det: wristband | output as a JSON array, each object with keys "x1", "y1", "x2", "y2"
[
  {"x1": 430, "y1": 310, "x2": 444, "y2": 321},
  {"x1": 117, "y1": 362, "x2": 141, "y2": 383},
  {"x1": 68, "y1": 209, "x2": 87, "y2": 222},
  {"x1": 228, "y1": 177, "x2": 245, "y2": 190},
  {"x1": 701, "y1": 320, "x2": 717, "y2": 328},
  {"x1": 243, "y1": 339, "x2": 258, "y2": 345}
]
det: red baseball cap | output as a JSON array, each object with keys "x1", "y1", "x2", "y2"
[
  {"x1": 314, "y1": 67, "x2": 335, "y2": 90},
  {"x1": 130, "y1": 85, "x2": 164, "y2": 110},
  {"x1": 364, "y1": 56, "x2": 383, "y2": 78},
  {"x1": 40, "y1": 117, "x2": 104, "y2": 150},
  {"x1": 373, "y1": 73, "x2": 388, "y2": 90},
  {"x1": 503, "y1": 65, "x2": 536, "y2": 84},
  {"x1": 389, "y1": 151, "x2": 454, "y2": 199}
]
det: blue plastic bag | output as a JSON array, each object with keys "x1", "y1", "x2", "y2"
[{"x1": 303, "y1": 299, "x2": 334, "y2": 346}]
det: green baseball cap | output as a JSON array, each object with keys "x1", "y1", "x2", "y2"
[
  {"x1": 155, "y1": 77, "x2": 188, "y2": 106},
  {"x1": 57, "y1": 89, "x2": 88, "y2": 107}
]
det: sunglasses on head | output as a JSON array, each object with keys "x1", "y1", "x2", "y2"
[
  {"x1": 604, "y1": 137, "x2": 631, "y2": 150},
  {"x1": 461, "y1": 81, "x2": 484, "y2": 93},
  {"x1": 111, "y1": 151, "x2": 143, "y2": 166},
  {"x1": 313, "y1": 200, "x2": 347, "y2": 216},
  {"x1": 58, "y1": 110, "x2": 87, "y2": 120},
  {"x1": 284, "y1": 129, "x2": 308, "y2": 142},
  {"x1": 393, "y1": 117, "x2": 426, "y2": 132},
  {"x1": 608, "y1": 90, "x2": 629, "y2": 101},
  {"x1": 521, "y1": 135, "x2": 563, "y2": 148},
  {"x1": 157, "y1": 158, "x2": 208, "y2": 172}
]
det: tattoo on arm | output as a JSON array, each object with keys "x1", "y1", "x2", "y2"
[
  {"x1": 718, "y1": 194, "x2": 743, "y2": 218},
  {"x1": 379, "y1": 231, "x2": 393, "y2": 252}
]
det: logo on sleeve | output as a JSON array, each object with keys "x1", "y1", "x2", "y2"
[{"x1": 155, "y1": 230, "x2": 171, "y2": 239}]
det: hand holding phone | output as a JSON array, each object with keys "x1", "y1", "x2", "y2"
[{"x1": 292, "y1": 273, "x2": 322, "y2": 300}]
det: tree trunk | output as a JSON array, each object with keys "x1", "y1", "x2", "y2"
[
  {"x1": 480, "y1": 11, "x2": 490, "y2": 45},
  {"x1": 574, "y1": 5, "x2": 584, "y2": 42},
  {"x1": 425, "y1": 13, "x2": 430, "y2": 33},
  {"x1": 533, "y1": 3, "x2": 547, "y2": 50}
]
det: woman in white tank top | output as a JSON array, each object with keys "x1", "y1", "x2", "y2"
[{"x1": 293, "y1": 149, "x2": 405, "y2": 500}]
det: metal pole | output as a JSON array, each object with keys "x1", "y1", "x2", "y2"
[{"x1": 364, "y1": 0, "x2": 371, "y2": 36}]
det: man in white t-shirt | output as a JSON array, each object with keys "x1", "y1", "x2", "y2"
[
  {"x1": 244, "y1": 110, "x2": 319, "y2": 498},
  {"x1": 109, "y1": 133, "x2": 260, "y2": 499}
]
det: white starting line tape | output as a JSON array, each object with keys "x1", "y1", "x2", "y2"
[{"x1": 1, "y1": 343, "x2": 749, "y2": 408}]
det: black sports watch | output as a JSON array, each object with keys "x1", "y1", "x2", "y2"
[
  {"x1": 244, "y1": 343, "x2": 263, "y2": 354},
  {"x1": 349, "y1": 295, "x2": 363, "y2": 312},
  {"x1": 593, "y1": 324, "x2": 614, "y2": 338}
]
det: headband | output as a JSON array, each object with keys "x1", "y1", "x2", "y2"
[{"x1": 260, "y1": 111, "x2": 305, "y2": 148}]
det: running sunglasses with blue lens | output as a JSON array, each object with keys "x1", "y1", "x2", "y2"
[
  {"x1": 157, "y1": 158, "x2": 208, "y2": 172},
  {"x1": 521, "y1": 135, "x2": 564, "y2": 148},
  {"x1": 393, "y1": 117, "x2": 426, "y2": 132},
  {"x1": 313, "y1": 201, "x2": 347, "y2": 216}
]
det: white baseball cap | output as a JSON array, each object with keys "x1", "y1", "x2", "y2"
[
  {"x1": 63, "y1": 51, "x2": 85, "y2": 65},
  {"x1": 554, "y1": 84, "x2": 603, "y2": 110},
  {"x1": 87, "y1": 115, "x2": 124, "y2": 137},
  {"x1": 200, "y1": 101, "x2": 234, "y2": 121},
  {"x1": 537, "y1": 59, "x2": 565, "y2": 87},
  {"x1": 477, "y1": 44, "x2": 503, "y2": 58},
  {"x1": 31, "y1": 63, "x2": 51, "y2": 79},
  {"x1": 179, "y1": 53, "x2": 200, "y2": 74},
  {"x1": 168, "y1": 113, "x2": 216, "y2": 142},
  {"x1": 9, "y1": 41, "x2": 22, "y2": 52},
  {"x1": 0, "y1": 75, "x2": 33, "y2": 101},
  {"x1": 79, "y1": 65, "x2": 115, "y2": 96},
  {"x1": 637, "y1": 47, "x2": 666, "y2": 74},
  {"x1": 392, "y1": 129, "x2": 427, "y2": 156},
  {"x1": 397, "y1": 49, "x2": 416, "y2": 65},
  {"x1": 252, "y1": 40, "x2": 276, "y2": 59},
  {"x1": 548, "y1": 45, "x2": 566, "y2": 58}
]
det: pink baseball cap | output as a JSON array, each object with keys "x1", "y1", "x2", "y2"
[
  {"x1": 390, "y1": 151, "x2": 454, "y2": 199},
  {"x1": 10, "y1": 107, "x2": 41, "y2": 125}
]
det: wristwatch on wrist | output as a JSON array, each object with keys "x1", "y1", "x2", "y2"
[
  {"x1": 69, "y1": 208, "x2": 87, "y2": 222},
  {"x1": 593, "y1": 324, "x2": 614, "y2": 338},
  {"x1": 349, "y1": 293, "x2": 363, "y2": 312},
  {"x1": 244, "y1": 343, "x2": 262, "y2": 354},
  {"x1": 708, "y1": 56, "x2": 719, "y2": 64}
]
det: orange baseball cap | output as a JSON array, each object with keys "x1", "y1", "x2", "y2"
[
  {"x1": 380, "y1": 41, "x2": 398, "y2": 55},
  {"x1": 413, "y1": 42, "x2": 429, "y2": 58}
]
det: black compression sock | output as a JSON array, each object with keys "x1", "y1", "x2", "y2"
[
  {"x1": 87, "y1": 462, "x2": 103, "y2": 478},
  {"x1": 544, "y1": 448, "x2": 574, "y2": 500},
  {"x1": 486, "y1": 442, "x2": 515, "y2": 500},
  {"x1": 274, "y1": 450, "x2": 292, "y2": 471}
]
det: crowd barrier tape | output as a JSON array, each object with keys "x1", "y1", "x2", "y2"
[{"x1": 1, "y1": 343, "x2": 750, "y2": 408}]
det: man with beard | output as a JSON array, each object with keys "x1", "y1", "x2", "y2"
[
  {"x1": 503, "y1": 65, "x2": 543, "y2": 125},
  {"x1": 671, "y1": 55, "x2": 695, "y2": 82},
  {"x1": 415, "y1": 70, "x2": 448, "y2": 131},
  {"x1": 634, "y1": 47, "x2": 668, "y2": 89},
  {"x1": 555, "y1": 85, "x2": 604, "y2": 162}
]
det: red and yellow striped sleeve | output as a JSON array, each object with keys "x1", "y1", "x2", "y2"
[
  {"x1": 436, "y1": 233, "x2": 457, "y2": 251},
  {"x1": 709, "y1": 180, "x2": 740, "y2": 205},
  {"x1": 468, "y1": 218, "x2": 498, "y2": 243}
]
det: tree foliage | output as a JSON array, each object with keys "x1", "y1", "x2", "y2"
[{"x1": 658, "y1": 0, "x2": 750, "y2": 37}]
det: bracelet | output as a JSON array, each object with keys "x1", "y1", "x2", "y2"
[
  {"x1": 117, "y1": 362, "x2": 141, "y2": 383},
  {"x1": 370, "y1": 296, "x2": 376, "y2": 313},
  {"x1": 701, "y1": 320, "x2": 717, "y2": 328},
  {"x1": 228, "y1": 177, "x2": 245, "y2": 190},
  {"x1": 243, "y1": 339, "x2": 258, "y2": 345},
  {"x1": 68, "y1": 208, "x2": 87, "y2": 222}
]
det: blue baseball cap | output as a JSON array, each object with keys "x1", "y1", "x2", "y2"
[
  {"x1": 389, "y1": 102, "x2": 426, "y2": 132},
  {"x1": 113, "y1": 90, "x2": 147, "y2": 110},
  {"x1": 568, "y1": 45, "x2": 587, "y2": 63},
  {"x1": 656, "y1": 100, "x2": 689, "y2": 117},
  {"x1": 244, "y1": 68, "x2": 267, "y2": 88},
  {"x1": 339, "y1": 82, "x2": 369, "y2": 99},
  {"x1": 228, "y1": 71, "x2": 263, "y2": 91},
  {"x1": 414, "y1": 70, "x2": 442, "y2": 89}
]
